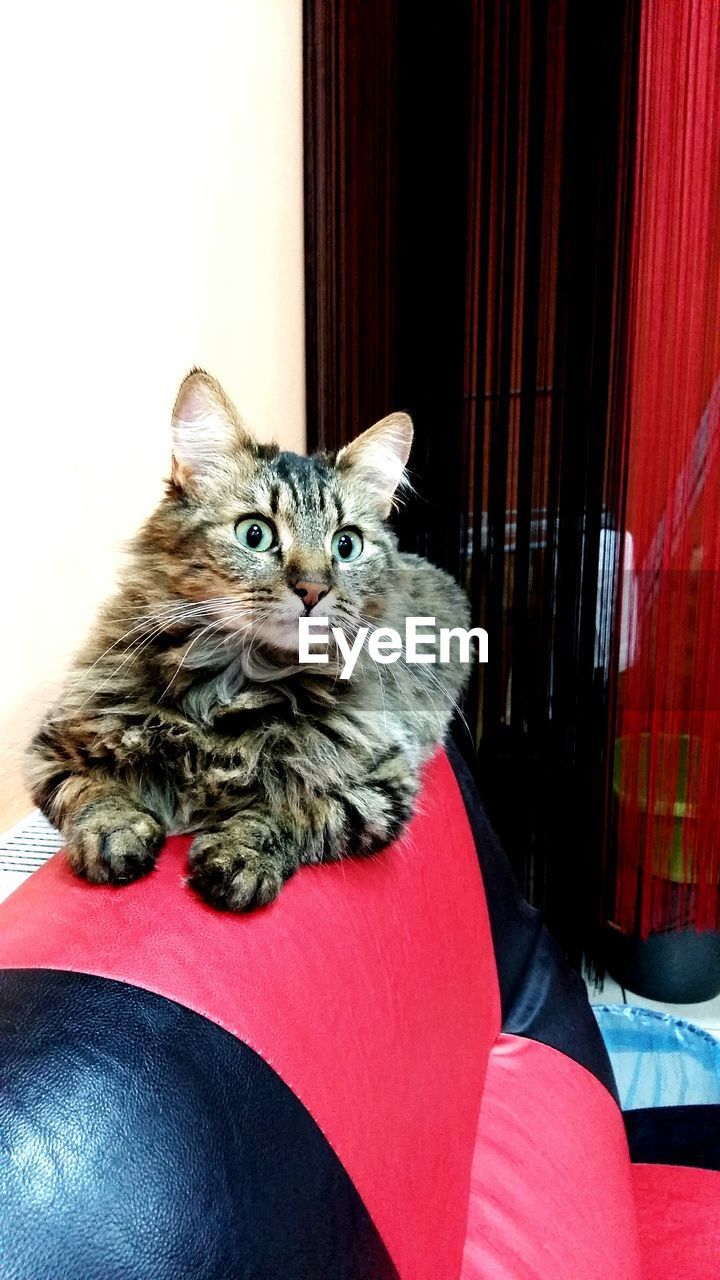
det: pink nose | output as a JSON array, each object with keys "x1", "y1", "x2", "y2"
[{"x1": 293, "y1": 580, "x2": 329, "y2": 610}]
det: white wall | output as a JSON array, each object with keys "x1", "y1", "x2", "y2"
[{"x1": 0, "y1": 0, "x2": 305, "y2": 825}]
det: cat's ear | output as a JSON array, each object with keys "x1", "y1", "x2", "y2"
[
  {"x1": 171, "y1": 369, "x2": 251, "y2": 490},
  {"x1": 336, "y1": 412, "x2": 413, "y2": 517}
]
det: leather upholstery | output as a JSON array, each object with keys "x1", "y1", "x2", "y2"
[
  {"x1": 633, "y1": 1164, "x2": 720, "y2": 1280},
  {"x1": 0, "y1": 969, "x2": 398, "y2": 1280},
  {"x1": 1, "y1": 745, "x2": 717, "y2": 1279},
  {"x1": 460, "y1": 1034, "x2": 641, "y2": 1280},
  {"x1": 449, "y1": 743, "x2": 618, "y2": 1098},
  {"x1": 625, "y1": 1104, "x2": 720, "y2": 1170},
  {"x1": 0, "y1": 750, "x2": 496, "y2": 1280}
]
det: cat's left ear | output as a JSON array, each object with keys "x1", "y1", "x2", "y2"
[
  {"x1": 336, "y1": 412, "x2": 413, "y2": 517},
  {"x1": 171, "y1": 368, "x2": 251, "y2": 490}
]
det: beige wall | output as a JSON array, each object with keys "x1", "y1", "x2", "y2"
[{"x1": 0, "y1": 1, "x2": 305, "y2": 827}]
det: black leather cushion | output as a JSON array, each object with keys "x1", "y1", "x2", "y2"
[
  {"x1": 625, "y1": 1104, "x2": 720, "y2": 1171},
  {"x1": 448, "y1": 740, "x2": 619, "y2": 1102},
  {"x1": 0, "y1": 968, "x2": 398, "y2": 1280}
]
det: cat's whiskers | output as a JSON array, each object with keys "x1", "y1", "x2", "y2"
[
  {"x1": 158, "y1": 599, "x2": 285, "y2": 703},
  {"x1": 403, "y1": 659, "x2": 473, "y2": 742},
  {"x1": 75, "y1": 597, "x2": 250, "y2": 693},
  {"x1": 77, "y1": 597, "x2": 256, "y2": 707},
  {"x1": 76, "y1": 618, "x2": 193, "y2": 708},
  {"x1": 242, "y1": 603, "x2": 285, "y2": 673},
  {"x1": 374, "y1": 655, "x2": 389, "y2": 737},
  {"x1": 157, "y1": 617, "x2": 251, "y2": 703},
  {"x1": 73, "y1": 601, "x2": 217, "y2": 691},
  {"x1": 158, "y1": 623, "x2": 225, "y2": 702},
  {"x1": 378, "y1": 657, "x2": 426, "y2": 734},
  {"x1": 348, "y1": 607, "x2": 471, "y2": 741},
  {"x1": 341, "y1": 610, "x2": 427, "y2": 732},
  {"x1": 211, "y1": 604, "x2": 280, "y2": 676},
  {"x1": 115, "y1": 594, "x2": 247, "y2": 624},
  {"x1": 329, "y1": 609, "x2": 400, "y2": 730},
  {"x1": 386, "y1": 640, "x2": 469, "y2": 738}
]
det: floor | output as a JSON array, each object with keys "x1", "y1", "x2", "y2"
[{"x1": 587, "y1": 972, "x2": 720, "y2": 1040}]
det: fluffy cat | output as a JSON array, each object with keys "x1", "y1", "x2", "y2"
[{"x1": 27, "y1": 371, "x2": 471, "y2": 910}]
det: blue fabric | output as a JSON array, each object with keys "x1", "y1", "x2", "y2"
[{"x1": 594, "y1": 1004, "x2": 720, "y2": 1110}]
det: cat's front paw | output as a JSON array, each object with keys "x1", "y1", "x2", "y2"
[
  {"x1": 188, "y1": 829, "x2": 286, "y2": 912},
  {"x1": 66, "y1": 797, "x2": 164, "y2": 885}
]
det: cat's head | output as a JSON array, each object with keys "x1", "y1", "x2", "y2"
[{"x1": 142, "y1": 369, "x2": 413, "y2": 656}]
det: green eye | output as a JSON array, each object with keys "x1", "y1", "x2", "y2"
[
  {"x1": 235, "y1": 516, "x2": 276, "y2": 553},
  {"x1": 331, "y1": 527, "x2": 364, "y2": 563}
]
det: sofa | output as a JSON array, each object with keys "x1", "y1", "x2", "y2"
[{"x1": 0, "y1": 744, "x2": 717, "y2": 1278}]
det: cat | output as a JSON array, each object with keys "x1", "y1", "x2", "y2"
[{"x1": 27, "y1": 370, "x2": 472, "y2": 911}]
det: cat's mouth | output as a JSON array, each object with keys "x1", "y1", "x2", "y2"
[{"x1": 248, "y1": 596, "x2": 338, "y2": 656}]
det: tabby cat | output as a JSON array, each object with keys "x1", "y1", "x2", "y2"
[{"x1": 27, "y1": 371, "x2": 471, "y2": 910}]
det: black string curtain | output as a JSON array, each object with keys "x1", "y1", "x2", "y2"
[{"x1": 304, "y1": 0, "x2": 639, "y2": 965}]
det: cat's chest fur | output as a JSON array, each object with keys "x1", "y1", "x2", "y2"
[{"x1": 112, "y1": 664, "x2": 401, "y2": 833}]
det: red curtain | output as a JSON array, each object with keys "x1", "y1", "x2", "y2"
[{"x1": 614, "y1": 0, "x2": 720, "y2": 933}]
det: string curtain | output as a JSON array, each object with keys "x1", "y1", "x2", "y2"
[
  {"x1": 612, "y1": 0, "x2": 720, "y2": 935},
  {"x1": 303, "y1": 0, "x2": 720, "y2": 960}
]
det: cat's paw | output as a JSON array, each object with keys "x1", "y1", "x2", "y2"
[
  {"x1": 187, "y1": 831, "x2": 285, "y2": 912},
  {"x1": 66, "y1": 798, "x2": 164, "y2": 885}
]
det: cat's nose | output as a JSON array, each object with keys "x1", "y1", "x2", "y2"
[{"x1": 292, "y1": 580, "x2": 329, "y2": 611}]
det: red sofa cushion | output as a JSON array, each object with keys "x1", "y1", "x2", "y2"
[
  {"x1": 0, "y1": 750, "x2": 498, "y2": 1280},
  {"x1": 460, "y1": 1033, "x2": 641, "y2": 1279},
  {"x1": 633, "y1": 1163, "x2": 720, "y2": 1279}
]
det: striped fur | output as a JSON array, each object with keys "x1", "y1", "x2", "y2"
[{"x1": 27, "y1": 372, "x2": 471, "y2": 910}]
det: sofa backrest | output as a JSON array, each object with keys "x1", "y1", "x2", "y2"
[
  {"x1": 0, "y1": 749, "x2": 497, "y2": 1280},
  {"x1": 451, "y1": 746, "x2": 641, "y2": 1278}
]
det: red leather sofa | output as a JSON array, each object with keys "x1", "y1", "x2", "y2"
[{"x1": 0, "y1": 745, "x2": 717, "y2": 1278}]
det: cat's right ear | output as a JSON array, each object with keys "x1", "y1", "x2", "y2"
[
  {"x1": 336, "y1": 412, "x2": 413, "y2": 517},
  {"x1": 171, "y1": 369, "x2": 250, "y2": 490}
]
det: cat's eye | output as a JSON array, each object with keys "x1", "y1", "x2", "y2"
[
  {"x1": 331, "y1": 527, "x2": 364, "y2": 563},
  {"x1": 235, "y1": 516, "x2": 277, "y2": 553}
]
